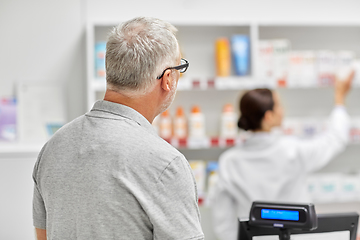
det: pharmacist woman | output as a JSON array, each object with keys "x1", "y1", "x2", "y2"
[{"x1": 210, "y1": 71, "x2": 355, "y2": 240}]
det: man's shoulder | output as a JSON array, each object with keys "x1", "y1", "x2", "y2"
[
  {"x1": 137, "y1": 133, "x2": 185, "y2": 164},
  {"x1": 51, "y1": 114, "x2": 86, "y2": 136}
]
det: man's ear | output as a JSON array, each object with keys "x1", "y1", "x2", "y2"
[{"x1": 160, "y1": 69, "x2": 172, "y2": 92}]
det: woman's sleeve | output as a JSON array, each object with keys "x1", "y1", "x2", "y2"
[{"x1": 297, "y1": 106, "x2": 351, "y2": 172}]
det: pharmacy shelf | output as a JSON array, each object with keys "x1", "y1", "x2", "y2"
[
  {"x1": 89, "y1": 76, "x2": 360, "y2": 92},
  {"x1": 86, "y1": 21, "x2": 360, "y2": 178},
  {"x1": 169, "y1": 136, "x2": 243, "y2": 149},
  {"x1": 87, "y1": 22, "x2": 360, "y2": 106},
  {"x1": 86, "y1": 18, "x2": 360, "y2": 240},
  {"x1": 166, "y1": 136, "x2": 360, "y2": 150},
  {"x1": 178, "y1": 77, "x2": 360, "y2": 90},
  {"x1": 0, "y1": 142, "x2": 43, "y2": 158},
  {"x1": 89, "y1": 77, "x2": 275, "y2": 92},
  {"x1": 178, "y1": 77, "x2": 273, "y2": 90},
  {"x1": 1, "y1": 140, "x2": 358, "y2": 158}
]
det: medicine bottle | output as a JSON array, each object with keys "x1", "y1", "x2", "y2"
[
  {"x1": 220, "y1": 103, "x2": 238, "y2": 138},
  {"x1": 159, "y1": 110, "x2": 172, "y2": 141},
  {"x1": 189, "y1": 105, "x2": 206, "y2": 138},
  {"x1": 173, "y1": 106, "x2": 187, "y2": 139}
]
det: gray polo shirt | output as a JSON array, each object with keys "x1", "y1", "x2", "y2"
[{"x1": 33, "y1": 100, "x2": 204, "y2": 240}]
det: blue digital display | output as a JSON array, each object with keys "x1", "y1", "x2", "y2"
[{"x1": 261, "y1": 209, "x2": 299, "y2": 221}]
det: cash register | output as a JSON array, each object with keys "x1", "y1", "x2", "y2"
[{"x1": 238, "y1": 201, "x2": 359, "y2": 240}]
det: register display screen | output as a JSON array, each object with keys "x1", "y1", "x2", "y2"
[{"x1": 261, "y1": 209, "x2": 300, "y2": 221}]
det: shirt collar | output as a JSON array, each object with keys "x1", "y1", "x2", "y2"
[{"x1": 88, "y1": 100, "x2": 157, "y2": 135}]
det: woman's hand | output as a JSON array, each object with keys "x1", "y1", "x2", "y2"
[{"x1": 335, "y1": 70, "x2": 355, "y2": 105}]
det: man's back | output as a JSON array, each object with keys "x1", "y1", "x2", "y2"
[{"x1": 33, "y1": 100, "x2": 204, "y2": 240}]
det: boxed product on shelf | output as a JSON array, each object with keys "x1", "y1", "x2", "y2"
[
  {"x1": 288, "y1": 51, "x2": 317, "y2": 87},
  {"x1": 282, "y1": 117, "x2": 326, "y2": 138},
  {"x1": 272, "y1": 39, "x2": 291, "y2": 86},
  {"x1": 189, "y1": 160, "x2": 207, "y2": 204},
  {"x1": 258, "y1": 38, "x2": 357, "y2": 87},
  {"x1": 258, "y1": 40, "x2": 274, "y2": 79},
  {"x1": 0, "y1": 98, "x2": 17, "y2": 142},
  {"x1": 258, "y1": 39, "x2": 292, "y2": 86},
  {"x1": 95, "y1": 41, "x2": 106, "y2": 78},
  {"x1": 281, "y1": 118, "x2": 300, "y2": 136},
  {"x1": 307, "y1": 173, "x2": 360, "y2": 203},
  {"x1": 288, "y1": 51, "x2": 303, "y2": 86},
  {"x1": 258, "y1": 39, "x2": 291, "y2": 86},
  {"x1": 205, "y1": 161, "x2": 219, "y2": 206},
  {"x1": 317, "y1": 50, "x2": 336, "y2": 86},
  {"x1": 350, "y1": 118, "x2": 360, "y2": 143},
  {"x1": 307, "y1": 173, "x2": 341, "y2": 203},
  {"x1": 338, "y1": 173, "x2": 360, "y2": 202},
  {"x1": 283, "y1": 117, "x2": 360, "y2": 144},
  {"x1": 301, "y1": 118, "x2": 326, "y2": 138},
  {"x1": 353, "y1": 59, "x2": 360, "y2": 87}
]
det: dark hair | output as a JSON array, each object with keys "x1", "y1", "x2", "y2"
[{"x1": 238, "y1": 88, "x2": 274, "y2": 131}]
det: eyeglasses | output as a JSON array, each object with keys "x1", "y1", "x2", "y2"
[{"x1": 156, "y1": 58, "x2": 189, "y2": 79}]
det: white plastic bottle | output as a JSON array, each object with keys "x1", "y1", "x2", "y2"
[
  {"x1": 220, "y1": 103, "x2": 238, "y2": 138},
  {"x1": 173, "y1": 106, "x2": 187, "y2": 139},
  {"x1": 189, "y1": 105, "x2": 206, "y2": 138},
  {"x1": 159, "y1": 110, "x2": 172, "y2": 140}
]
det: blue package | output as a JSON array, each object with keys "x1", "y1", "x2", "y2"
[
  {"x1": 231, "y1": 35, "x2": 250, "y2": 76},
  {"x1": 95, "y1": 42, "x2": 107, "y2": 78},
  {"x1": 206, "y1": 161, "x2": 219, "y2": 173}
]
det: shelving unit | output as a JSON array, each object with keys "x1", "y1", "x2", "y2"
[
  {"x1": 86, "y1": 20, "x2": 360, "y2": 149},
  {"x1": 86, "y1": 23, "x2": 360, "y2": 235},
  {"x1": 0, "y1": 142, "x2": 44, "y2": 160},
  {"x1": 0, "y1": 143, "x2": 43, "y2": 155}
]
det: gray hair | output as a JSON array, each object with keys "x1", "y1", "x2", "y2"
[{"x1": 105, "y1": 17, "x2": 179, "y2": 95}]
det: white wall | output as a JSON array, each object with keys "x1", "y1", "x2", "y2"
[
  {"x1": 0, "y1": 1, "x2": 86, "y2": 239},
  {"x1": 86, "y1": 0, "x2": 360, "y2": 24},
  {"x1": 0, "y1": 156, "x2": 38, "y2": 239},
  {"x1": 0, "y1": 0, "x2": 86, "y2": 121}
]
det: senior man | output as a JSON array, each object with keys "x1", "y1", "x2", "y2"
[{"x1": 33, "y1": 17, "x2": 204, "y2": 240}]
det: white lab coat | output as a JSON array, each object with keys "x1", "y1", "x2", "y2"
[{"x1": 210, "y1": 106, "x2": 350, "y2": 240}]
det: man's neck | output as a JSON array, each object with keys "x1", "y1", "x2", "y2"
[{"x1": 103, "y1": 89, "x2": 159, "y2": 123}]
